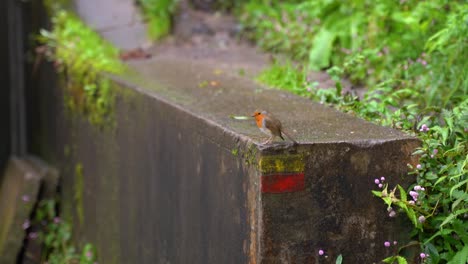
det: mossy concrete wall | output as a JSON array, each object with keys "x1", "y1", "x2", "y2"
[{"x1": 31, "y1": 56, "x2": 420, "y2": 263}]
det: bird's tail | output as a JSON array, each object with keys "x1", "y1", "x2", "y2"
[{"x1": 282, "y1": 129, "x2": 298, "y2": 144}]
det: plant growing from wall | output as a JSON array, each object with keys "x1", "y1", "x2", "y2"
[
  {"x1": 137, "y1": 0, "x2": 179, "y2": 40},
  {"x1": 25, "y1": 199, "x2": 97, "y2": 264},
  {"x1": 38, "y1": 7, "x2": 124, "y2": 126}
]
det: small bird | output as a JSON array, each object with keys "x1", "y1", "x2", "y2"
[{"x1": 252, "y1": 110, "x2": 298, "y2": 144}]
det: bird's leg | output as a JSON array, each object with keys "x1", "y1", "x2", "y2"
[{"x1": 263, "y1": 136, "x2": 274, "y2": 144}]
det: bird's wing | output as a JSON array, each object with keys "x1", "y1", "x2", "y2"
[{"x1": 264, "y1": 116, "x2": 282, "y2": 136}]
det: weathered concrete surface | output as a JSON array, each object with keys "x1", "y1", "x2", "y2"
[
  {"x1": 30, "y1": 50, "x2": 420, "y2": 263},
  {"x1": 0, "y1": 158, "x2": 41, "y2": 264}
]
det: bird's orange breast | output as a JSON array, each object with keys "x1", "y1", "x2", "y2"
[{"x1": 255, "y1": 114, "x2": 264, "y2": 128}]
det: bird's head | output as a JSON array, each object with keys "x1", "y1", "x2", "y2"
[{"x1": 251, "y1": 110, "x2": 267, "y2": 117}]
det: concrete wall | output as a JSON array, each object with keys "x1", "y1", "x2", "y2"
[
  {"x1": 30, "y1": 56, "x2": 420, "y2": 263},
  {"x1": 31, "y1": 64, "x2": 257, "y2": 263}
]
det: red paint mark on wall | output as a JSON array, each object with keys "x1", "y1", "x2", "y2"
[{"x1": 261, "y1": 173, "x2": 305, "y2": 193}]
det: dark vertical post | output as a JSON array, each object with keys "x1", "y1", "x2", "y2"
[
  {"x1": 7, "y1": 0, "x2": 27, "y2": 156},
  {"x1": 0, "y1": 0, "x2": 11, "y2": 172}
]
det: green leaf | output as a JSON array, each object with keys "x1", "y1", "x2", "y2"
[
  {"x1": 451, "y1": 194, "x2": 467, "y2": 211},
  {"x1": 396, "y1": 256, "x2": 408, "y2": 264},
  {"x1": 335, "y1": 254, "x2": 343, "y2": 264},
  {"x1": 440, "y1": 208, "x2": 468, "y2": 229},
  {"x1": 447, "y1": 244, "x2": 468, "y2": 264},
  {"x1": 382, "y1": 256, "x2": 396, "y2": 263},
  {"x1": 424, "y1": 229, "x2": 453, "y2": 245},
  {"x1": 383, "y1": 256, "x2": 408, "y2": 264},
  {"x1": 406, "y1": 206, "x2": 418, "y2": 227},
  {"x1": 308, "y1": 28, "x2": 336, "y2": 70},
  {"x1": 450, "y1": 179, "x2": 468, "y2": 197},
  {"x1": 434, "y1": 176, "x2": 448, "y2": 186},
  {"x1": 426, "y1": 243, "x2": 440, "y2": 264},
  {"x1": 398, "y1": 185, "x2": 407, "y2": 202}
]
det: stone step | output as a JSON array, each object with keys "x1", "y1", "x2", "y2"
[
  {"x1": 0, "y1": 156, "x2": 59, "y2": 264},
  {"x1": 0, "y1": 158, "x2": 41, "y2": 264}
]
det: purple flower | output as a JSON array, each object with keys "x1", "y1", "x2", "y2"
[
  {"x1": 418, "y1": 215, "x2": 426, "y2": 223},
  {"x1": 22, "y1": 220, "x2": 30, "y2": 230},
  {"x1": 414, "y1": 185, "x2": 422, "y2": 191},
  {"x1": 433, "y1": 149, "x2": 438, "y2": 155},
  {"x1": 318, "y1": 249, "x2": 324, "y2": 256},
  {"x1": 388, "y1": 210, "x2": 396, "y2": 217},
  {"x1": 380, "y1": 177, "x2": 385, "y2": 181},
  {"x1": 421, "y1": 60, "x2": 427, "y2": 66},
  {"x1": 378, "y1": 183, "x2": 383, "y2": 188},
  {"x1": 384, "y1": 241, "x2": 391, "y2": 247},
  {"x1": 409, "y1": 200, "x2": 415, "y2": 205},
  {"x1": 409, "y1": 191, "x2": 419, "y2": 198},
  {"x1": 374, "y1": 179, "x2": 380, "y2": 184},
  {"x1": 416, "y1": 164, "x2": 422, "y2": 170},
  {"x1": 21, "y1": 195, "x2": 30, "y2": 202},
  {"x1": 86, "y1": 251, "x2": 93, "y2": 259},
  {"x1": 420, "y1": 253, "x2": 427, "y2": 259},
  {"x1": 53, "y1": 217, "x2": 61, "y2": 224},
  {"x1": 419, "y1": 124, "x2": 429, "y2": 132},
  {"x1": 393, "y1": 241, "x2": 398, "y2": 245}
]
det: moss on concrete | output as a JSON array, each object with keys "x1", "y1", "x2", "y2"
[
  {"x1": 74, "y1": 163, "x2": 84, "y2": 226},
  {"x1": 259, "y1": 154, "x2": 305, "y2": 174},
  {"x1": 38, "y1": 8, "x2": 125, "y2": 128}
]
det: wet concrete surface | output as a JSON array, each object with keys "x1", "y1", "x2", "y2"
[{"x1": 122, "y1": 55, "x2": 412, "y2": 147}]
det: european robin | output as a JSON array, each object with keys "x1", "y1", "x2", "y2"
[{"x1": 252, "y1": 110, "x2": 298, "y2": 144}]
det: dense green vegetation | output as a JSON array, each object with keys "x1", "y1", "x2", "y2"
[{"x1": 240, "y1": 0, "x2": 467, "y2": 263}]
